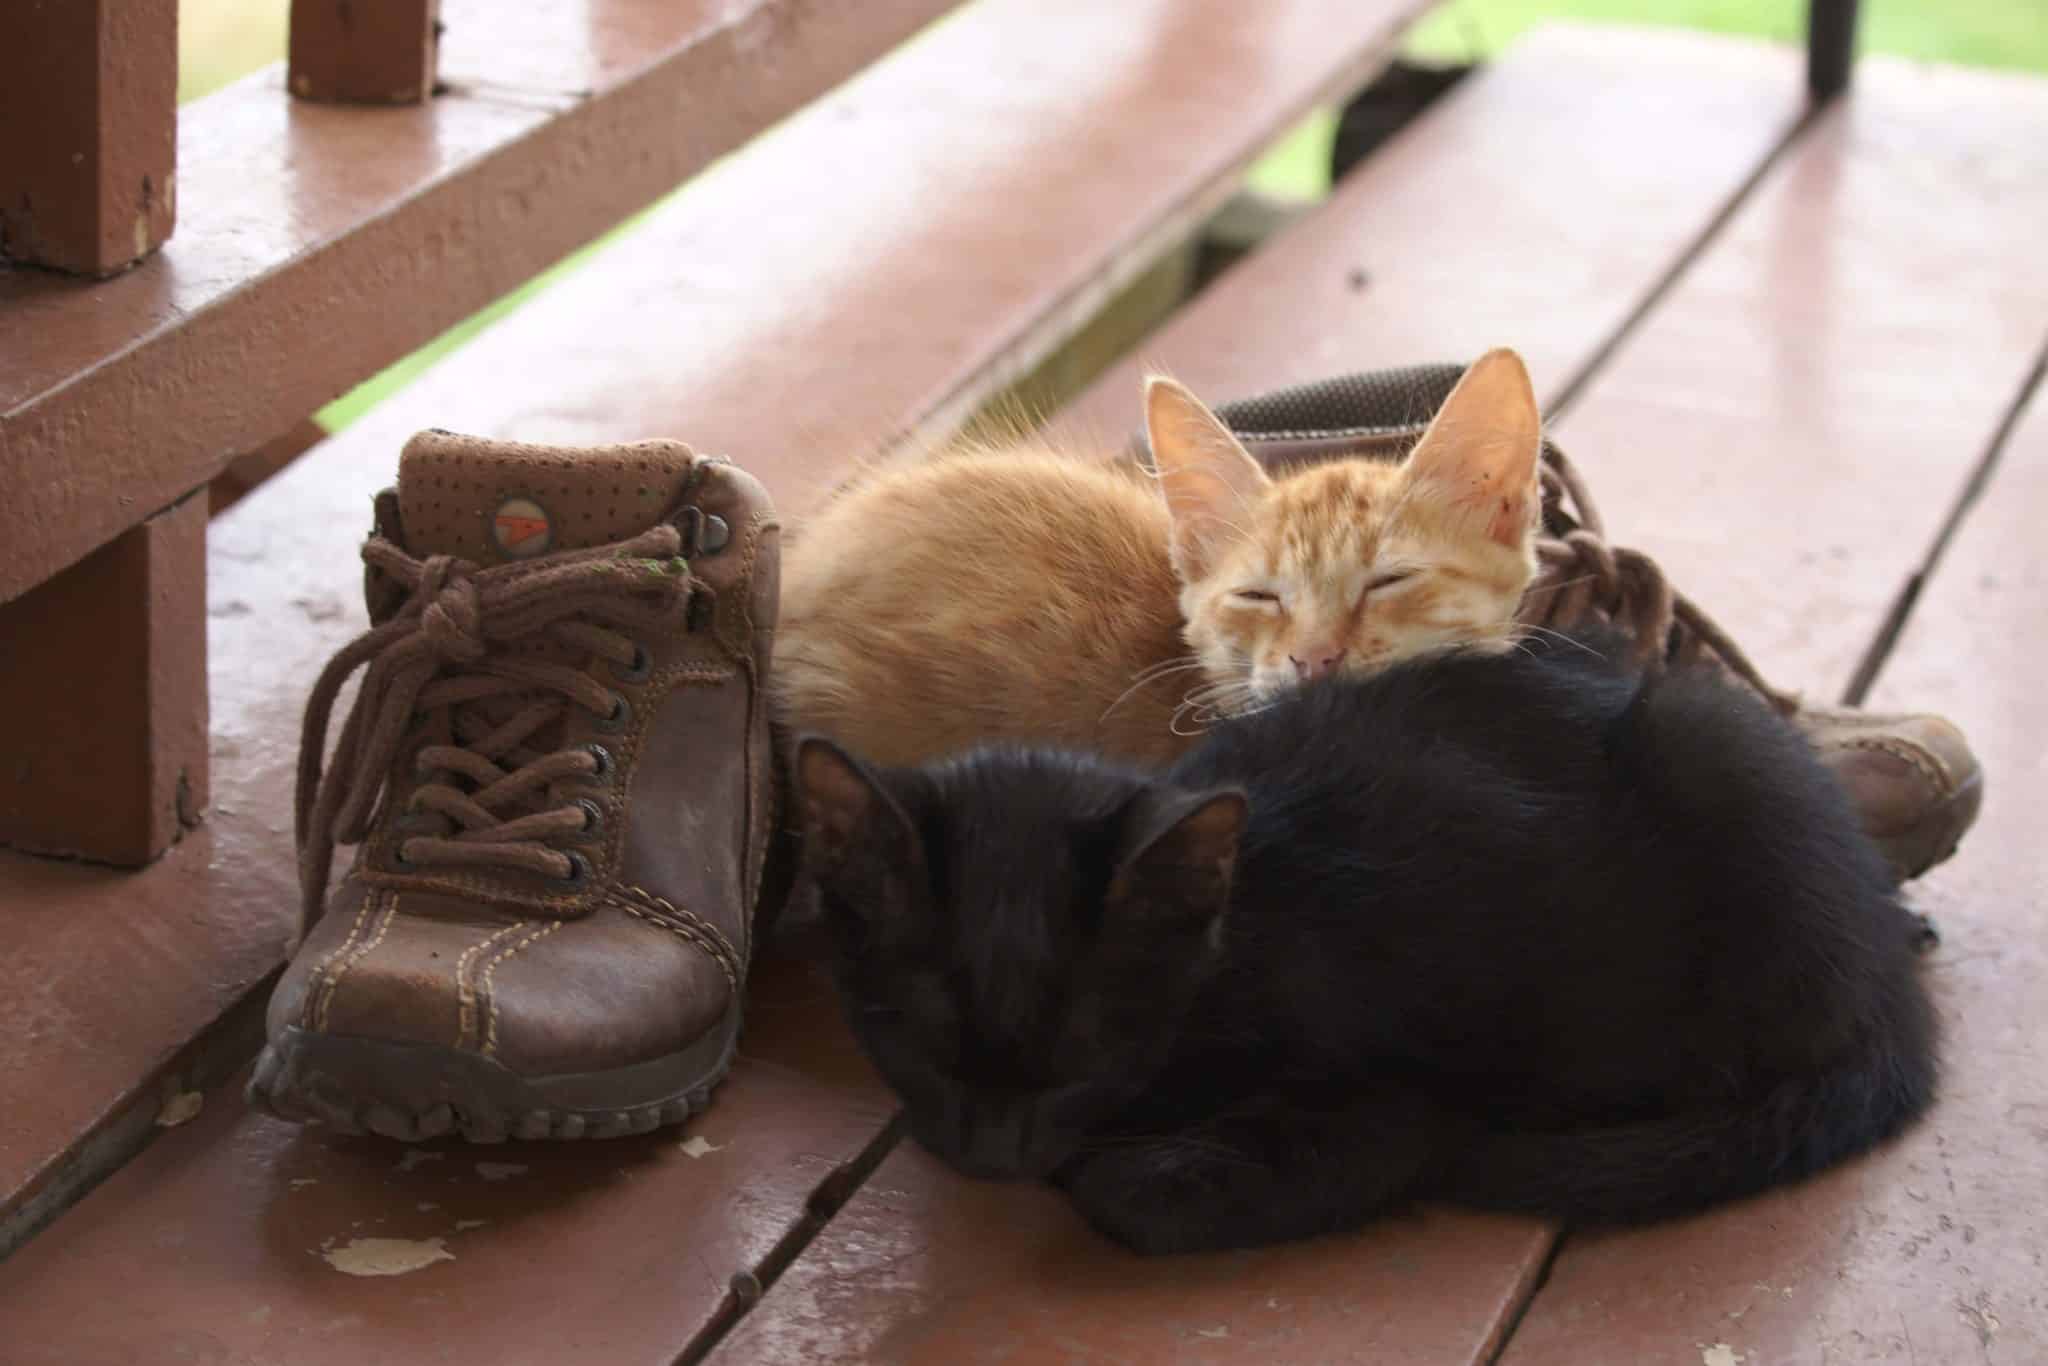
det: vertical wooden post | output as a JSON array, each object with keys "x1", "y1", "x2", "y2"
[
  {"x1": 289, "y1": 0, "x2": 443, "y2": 105},
  {"x1": 0, "y1": 0, "x2": 178, "y2": 277},
  {"x1": 0, "y1": 493, "x2": 210, "y2": 866}
]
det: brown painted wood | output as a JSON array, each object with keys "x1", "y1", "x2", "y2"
[
  {"x1": 1057, "y1": 23, "x2": 1805, "y2": 437},
  {"x1": 1497, "y1": 386, "x2": 2048, "y2": 1366},
  {"x1": 290, "y1": 0, "x2": 442, "y2": 105},
  {"x1": 0, "y1": 492, "x2": 208, "y2": 865},
  {"x1": 717, "y1": 24, "x2": 1805, "y2": 1363},
  {"x1": 0, "y1": 0, "x2": 961, "y2": 606},
  {"x1": 288, "y1": 0, "x2": 1437, "y2": 519},
  {"x1": 712, "y1": 1144, "x2": 1550, "y2": 1365},
  {"x1": 0, "y1": 958, "x2": 896, "y2": 1365},
  {"x1": 1465, "y1": 58, "x2": 2048, "y2": 1366},
  {"x1": 0, "y1": 0, "x2": 1437, "y2": 1311},
  {"x1": 1527, "y1": 58, "x2": 2048, "y2": 703},
  {"x1": 0, "y1": 0, "x2": 177, "y2": 277},
  {"x1": 208, "y1": 418, "x2": 331, "y2": 515}
]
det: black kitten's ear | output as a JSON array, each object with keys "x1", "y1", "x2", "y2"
[
  {"x1": 1108, "y1": 787, "x2": 1248, "y2": 930},
  {"x1": 793, "y1": 737, "x2": 921, "y2": 929},
  {"x1": 794, "y1": 737, "x2": 885, "y2": 862}
]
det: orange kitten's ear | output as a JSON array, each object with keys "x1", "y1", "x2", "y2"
[
  {"x1": 1402, "y1": 348, "x2": 1542, "y2": 547},
  {"x1": 1145, "y1": 377, "x2": 1271, "y2": 579}
]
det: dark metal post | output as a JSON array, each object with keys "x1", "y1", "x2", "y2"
[{"x1": 1807, "y1": 0, "x2": 1862, "y2": 102}]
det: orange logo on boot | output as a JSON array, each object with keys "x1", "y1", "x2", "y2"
[{"x1": 491, "y1": 497, "x2": 552, "y2": 558}]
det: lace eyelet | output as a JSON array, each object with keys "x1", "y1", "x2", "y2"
[
  {"x1": 594, "y1": 693, "x2": 631, "y2": 733},
  {"x1": 556, "y1": 852, "x2": 592, "y2": 888},
  {"x1": 574, "y1": 799, "x2": 604, "y2": 840},
  {"x1": 610, "y1": 644, "x2": 651, "y2": 684},
  {"x1": 582, "y1": 742, "x2": 615, "y2": 779}
]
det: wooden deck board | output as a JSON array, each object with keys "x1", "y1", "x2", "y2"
[
  {"x1": 1478, "y1": 57, "x2": 2048, "y2": 1366},
  {"x1": 0, "y1": 957, "x2": 893, "y2": 1365},
  {"x1": 1496, "y1": 376, "x2": 2048, "y2": 1366},
  {"x1": 715, "y1": 24, "x2": 1805, "y2": 1364}
]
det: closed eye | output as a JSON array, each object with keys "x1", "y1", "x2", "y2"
[
  {"x1": 1230, "y1": 588, "x2": 1282, "y2": 606},
  {"x1": 1367, "y1": 568, "x2": 1419, "y2": 592}
]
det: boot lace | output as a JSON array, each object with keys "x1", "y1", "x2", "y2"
[
  {"x1": 1523, "y1": 446, "x2": 1799, "y2": 714},
  {"x1": 295, "y1": 525, "x2": 693, "y2": 930}
]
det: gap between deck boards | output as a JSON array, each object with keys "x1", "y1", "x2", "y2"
[{"x1": 1840, "y1": 339, "x2": 2048, "y2": 704}]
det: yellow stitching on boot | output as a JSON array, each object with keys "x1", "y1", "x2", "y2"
[
  {"x1": 314, "y1": 892, "x2": 399, "y2": 1032},
  {"x1": 480, "y1": 921, "x2": 563, "y2": 1058},
  {"x1": 455, "y1": 922, "x2": 533, "y2": 1050},
  {"x1": 621, "y1": 885, "x2": 740, "y2": 973},
  {"x1": 614, "y1": 902, "x2": 738, "y2": 992},
  {"x1": 609, "y1": 890, "x2": 739, "y2": 986},
  {"x1": 304, "y1": 889, "x2": 380, "y2": 1029}
]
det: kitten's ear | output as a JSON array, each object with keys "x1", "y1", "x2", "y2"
[
  {"x1": 1402, "y1": 348, "x2": 1542, "y2": 547},
  {"x1": 794, "y1": 737, "x2": 921, "y2": 926},
  {"x1": 1108, "y1": 786, "x2": 1249, "y2": 931},
  {"x1": 1145, "y1": 377, "x2": 1271, "y2": 580}
]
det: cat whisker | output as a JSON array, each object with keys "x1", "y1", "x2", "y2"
[
  {"x1": 1101, "y1": 657, "x2": 1210, "y2": 722},
  {"x1": 1511, "y1": 622, "x2": 1608, "y2": 659}
]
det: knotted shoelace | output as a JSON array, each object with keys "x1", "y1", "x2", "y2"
[
  {"x1": 1523, "y1": 446, "x2": 1798, "y2": 714},
  {"x1": 296, "y1": 525, "x2": 693, "y2": 930}
]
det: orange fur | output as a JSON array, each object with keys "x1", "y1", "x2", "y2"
[{"x1": 775, "y1": 350, "x2": 1544, "y2": 766}]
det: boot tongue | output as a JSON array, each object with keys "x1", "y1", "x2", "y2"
[{"x1": 395, "y1": 429, "x2": 698, "y2": 561}]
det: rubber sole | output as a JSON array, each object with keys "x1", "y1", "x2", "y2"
[{"x1": 246, "y1": 1013, "x2": 740, "y2": 1143}]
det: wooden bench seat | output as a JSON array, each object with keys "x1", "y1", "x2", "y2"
[{"x1": 0, "y1": 0, "x2": 1429, "y2": 1325}]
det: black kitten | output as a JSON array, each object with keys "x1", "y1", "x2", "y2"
[{"x1": 795, "y1": 635, "x2": 1940, "y2": 1256}]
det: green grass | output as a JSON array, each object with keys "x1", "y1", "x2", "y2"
[
  {"x1": 1405, "y1": 0, "x2": 2048, "y2": 71},
  {"x1": 177, "y1": 0, "x2": 2048, "y2": 433}
]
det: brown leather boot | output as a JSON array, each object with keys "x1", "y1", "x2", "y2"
[
  {"x1": 250, "y1": 431, "x2": 780, "y2": 1141},
  {"x1": 1144, "y1": 365, "x2": 1984, "y2": 883}
]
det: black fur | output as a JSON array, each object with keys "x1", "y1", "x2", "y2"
[{"x1": 795, "y1": 634, "x2": 1939, "y2": 1255}]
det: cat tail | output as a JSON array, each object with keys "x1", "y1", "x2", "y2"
[{"x1": 1436, "y1": 1003, "x2": 1938, "y2": 1225}]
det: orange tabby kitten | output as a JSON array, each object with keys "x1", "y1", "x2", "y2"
[{"x1": 775, "y1": 348, "x2": 1543, "y2": 767}]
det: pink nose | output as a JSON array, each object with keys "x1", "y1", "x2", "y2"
[{"x1": 1290, "y1": 648, "x2": 1347, "y2": 680}]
